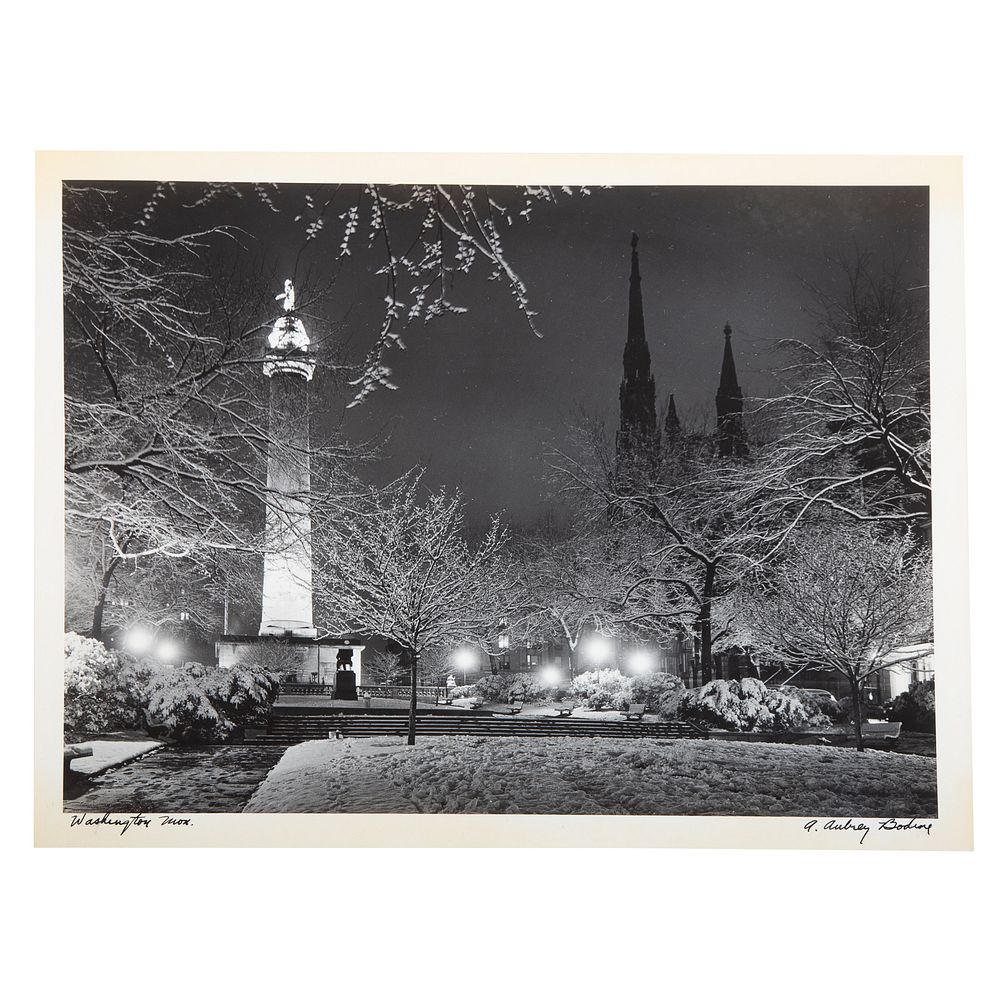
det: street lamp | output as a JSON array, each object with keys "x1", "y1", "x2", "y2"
[
  {"x1": 155, "y1": 639, "x2": 180, "y2": 664},
  {"x1": 123, "y1": 626, "x2": 153, "y2": 656},
  {"x1": 627, "y1": 648, "x2": 655, "y2": 673},
  {"x1": 453, "y1": 647, "x2": 477, "y2": 685},
  {"x1": 583, "y1": 634, "x2": 613, "y2": 671},
  {"x1": 540, "y1": 664, "x2": 562, "y2": 688}
]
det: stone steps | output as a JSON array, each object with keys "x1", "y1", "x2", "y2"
[{"x1": 255, "y1": 712, "x2": 705, "y2": 745}]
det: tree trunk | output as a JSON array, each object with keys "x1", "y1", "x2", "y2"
[
  {"x1": 849, "y1": 673, "x2": 865, "y2": 752},
  {"x1": 698, "y1": 564, "x2": 716, "y2": 684},
  {"x1": 89, "y1": 556, "x2": 121, "y2": 642},
  {"x1": 568, "y1": 644, "x2": 578, "y2": 680},
  {"x1": 408, "y1": 651, "x2": 419, "y2": 746}
]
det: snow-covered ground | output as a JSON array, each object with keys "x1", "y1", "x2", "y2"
[
  {"x1": 243, "y1": 735, "x2": 938, "y2": 816},
  {"x1": 68, "y1": 739, "x2": 163, "y2": 776}
]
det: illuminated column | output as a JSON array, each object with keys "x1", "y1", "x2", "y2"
[{"x1": 259, "y1": 280, "x2": 318, "y2": 638}]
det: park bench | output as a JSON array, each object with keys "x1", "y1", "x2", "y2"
[
  {"x1": 862, "y1": 721, "x2": 902, "y2": 741},
  {"x1": 503, "y1": 700, "x2": 525, "y2": 715},
  {"x1": 623, "y1": 703, "x2": 647, "y2": 721},
  {"x1": 64, "y1": 745, "x2": 93, "y2": 780},
  {"x1": 436, "y1": 693, "x2": 454, "y2": 706},
  {"x1": 553, "y1": 704, "x2": 575, "y2": 717},
  {"x1": 467, "y1": 699, "x2": 483, "y2": 710}
]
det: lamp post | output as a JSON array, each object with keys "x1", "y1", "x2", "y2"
[
  {"x1": 583, "y1": 634, "x2": 613, "y2": 673},
  {"x1": 453, "y1": 647, "x2": 477, "y2": 686}
]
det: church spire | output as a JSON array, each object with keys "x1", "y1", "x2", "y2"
[
  {"x1": 664, "y1": 392, "x2": 681, "y2": 440},
  {"x1": 715, "y1": 323, "x2": 747, "y2": 458},
  {"x1": 618, "y1": 233, "x2": 659, "y2": 457}
]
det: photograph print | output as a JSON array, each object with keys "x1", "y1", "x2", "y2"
[{"x1": 45, "y1": 155, "x2": 965, "y2": 844}]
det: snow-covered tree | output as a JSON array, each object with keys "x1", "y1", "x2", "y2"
[
  {"x1": 64, "y1": 182, "x2": 578, "y2": 641},
  {"x1": 63, "y1": 188, "x2": 363, "y2": 637},
  {"x1": 507, "y1": 516, "x2": 649, "y2": 676},
  {"x1": 745, "y1": 254, "x2": 930, "y2": 538},
  {"x1": 741, "y1": 525, "x2": 932, "y2": 750},
  {"x1": 551, "y1": 418, "x2": 771, "y2": 682},
  {"x1": 314, "y1": 472, "x2": 513, "y2": 744}
]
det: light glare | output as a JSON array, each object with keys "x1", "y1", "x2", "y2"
[
  {"x1": 156, "y1": 640, "x2": 180, "y2": 663},
  {"x1": 123, "y1": 627, "x2": 153, "y2": 656},
  {"x1": 453, "y1": 647, "x2": 477, "y2": 670},
  {"x1": 584, "y1": 635, "x2": 612, "y2": 664},
  {"x1": 540, "y1": 665, "x2": 562, "y2": 687},
  {"x1": 628, "y1": 649, "x2": 655, "y2": 673}
]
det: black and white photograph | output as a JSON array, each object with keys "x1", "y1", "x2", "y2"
[{"x1": 37, "y1": 153, "x2": 969, "y2": 846}]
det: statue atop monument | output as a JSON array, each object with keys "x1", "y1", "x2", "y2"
[
  {"x1": 265, "y1": 278, "x2": 315, "y2": 379},
  {"x1": 275, "y1": 278, "x2": 296, "y2": 313}
]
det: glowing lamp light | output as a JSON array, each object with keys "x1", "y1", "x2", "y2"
[
  {"x1": 540, "y1": 665, "x2": 563, "y2": 688},
  {"x1": 453, "y1": 647, "x2": 477, "y2": 671},
  {"x1": 155, "y1": 640, "x2": 180, "y2": 664},
  {"x1": 583, "y1": 635, "x2": 613, "y2": 664},
  {"x1": 453, "y1": 646, "x2": 477, "y2": 683},
  {"x1": 628, "y1": 649, "x2": 655, "y2": 673},
  {"x1": 123, "y1": 627, "x2": 153, "y2": 656}
]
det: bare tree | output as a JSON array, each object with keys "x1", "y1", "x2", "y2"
[
  {"x1": 64, "y1": 182, "x2": 580, "y2": 641},
  {"x1": 508, "y1": 516, "x2": 648, "y2": 676},
  {"x1": 129, "y1": 181, "x2": 589, "y2": 407},
  {"x1": 63, "y1": 187, "x2": 362, "y2": 636},
  {"x1": 314, "y1": 472, "x2": 512, "y2": 744},
  {"x1": 741, "y1": 525, "x2": 932, "y2": 750},
  {"x1": 364, "y1": 648, "x2": 405, "y2": 688},
  {"x1": 550, "y1": 419, "x2": 771, "y2": 682},
  {"x1": 744, "y1": 254, "x2": 930, "y2": 544}
]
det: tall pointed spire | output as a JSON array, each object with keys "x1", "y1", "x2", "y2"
[
  {"x1": 664, "y1": 392, "x2": 681, "y2": 440},
  {"x1": 618, "y1": 233, "x2": 659, "y2": 458},
  {"x1": 716, "y1": 323, "x2": 747, "y2": 458}
]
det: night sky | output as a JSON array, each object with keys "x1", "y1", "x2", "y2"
[{"x1": 105, "y1": 183, "x2": 930, "y2": 525}]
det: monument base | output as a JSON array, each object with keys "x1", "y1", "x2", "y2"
[{"x1": 216, "y1": 635, "x2": 365, "y2": 687}]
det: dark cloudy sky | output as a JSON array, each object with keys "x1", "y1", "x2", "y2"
[{"x1": 104, "y1": 183, "x2": 929, "y2": 525}]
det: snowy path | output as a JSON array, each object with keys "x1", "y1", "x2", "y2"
[
  {"x1": 68, "y1": 740, "x2": 163, "y2": 776},
  {"x1": 244, "y1": 736, "x2": 938, "y2": 816},
  {"x1": 64, "y1": 746, "x2": 286, "y2": 814}
]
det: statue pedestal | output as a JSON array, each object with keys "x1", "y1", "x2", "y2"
[
  {"x1": 216, "y1": 636, "x2": 365, "y2": 687},
  {"x1": 334, "y1": 669, "x2": 358, "y2": 701}
]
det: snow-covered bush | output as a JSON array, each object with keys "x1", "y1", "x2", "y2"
[
  {"x1": 630, "y1": 672, "x2": 686, "y2": 718},
  {"x1": 677, "y1": 678, "x2": 831, "y2": 732},
  {"x1": 472, "y1": 673, "x2": 549, "y2": 703},
  {"x1": 888, "y1": 679, "x2": 935, "y2": 732},
  {"x1": 450, "y1": 683, "x2": 477, "y2": 698},
  {"x1": 504, "y1": 673, "x2": 548, "y2": 702},
  {"x1": 64, "y1": 632, "x2": 151, "y2": 735},
  {"x1": 145, "y1": 661, "x2": 281, "y2": 743},
  {"x1": 785, "y1": 686, "x2": 847, "y2": 722},
  {"x1": 473, "y1": 675, "x2": 508, "y2": 702},
  {"x1": 570, "y1": 669, "x2": 631, "y2": 710}
]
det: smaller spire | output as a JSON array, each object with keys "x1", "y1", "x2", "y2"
[
  {"x1": 631, "y1": 231, "x2": 639, "y2": 251},
  {"x1": 665, "y1": 392, "x2": 681, "y2": 439},
  {"x1": 716, "y1": 323, "x2": 746, "y2": 459},
  {"x1": 718, "y1": 323, "x2": 739, "y2": 395}
]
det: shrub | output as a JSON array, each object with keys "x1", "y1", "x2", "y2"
[
  {"x1": 677, "y1": 678, "x2": 831, "y2": 732},
  {"x1": 505, "y1": 673, "x2": 548, "y2": 703},
  {"x1": 472, "y1": 673, "x2": 550, "y2": 703},
  {"x1": 64, "y1": 632, "x2": 152, "y2": 735},
  {"x1": 631, "y1": 672, "x2": 686, "y2": 718},
  {"x1": 473, "y1": 674, "x2": 508, "y2": 702},
  {"x1": 450, "y1": 683, "x2": 477, "y2": 698},
  {"x1": 145, "y1": 661, "x2": 281, "y2": 743},
  {"x1": 570, "y1": 669, "x2": 631, "y2": 710},
  {"x1": 888, "y1": 679, "x2": 936, "y2": 733},
  {"x1": 783, "y1": 686, "x2": 847, "y2": 723}
]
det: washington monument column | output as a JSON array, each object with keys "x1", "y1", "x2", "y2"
[{"x1": 259, "y1": 279, "x2": 317, "y2": 638}]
